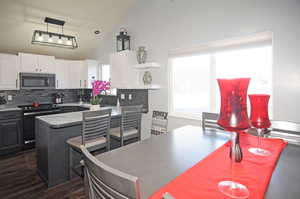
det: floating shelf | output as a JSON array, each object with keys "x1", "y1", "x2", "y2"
[{"x1": 132, "y1": 62, "x2": 160, "y2": 69}]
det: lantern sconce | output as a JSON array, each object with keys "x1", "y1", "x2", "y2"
[{"x1": 116, "y1": 28, "x2": 130, "y2": 52}]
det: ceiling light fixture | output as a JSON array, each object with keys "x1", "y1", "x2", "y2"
[{"x1": 32, "y1": 17, "x2": 78, "y2": 49}]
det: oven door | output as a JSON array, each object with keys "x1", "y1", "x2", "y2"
[{"x1": 20, "y1": 73, "x2": 56, "y2": 89}]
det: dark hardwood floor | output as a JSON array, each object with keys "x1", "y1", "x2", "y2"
[{"x1": 0, "y1": 150, "x2": 86, "y2": 199}]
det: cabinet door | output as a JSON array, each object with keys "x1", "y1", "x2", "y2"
[
  {"x1": 81, "y1": 61, "x2": 88, "y2": 88},
  {"x1": 0, "y1": 54, "x2": 19, "y2": 90},
  {"x1": 38, "y1": 55, "x2": 55, "y2": 73},
  {"x1": 86, "y1": 60, "x2": 100, "y2": 89},
  {"x1": 19, "y1": 53, "x2": 39, "y2": 73},
  {"x1": 0, "y1": 119, "x2": 22, "y2": 150},
  {"x1": 68, "y1": 61, "x2": 81, "y2": 89},
  {"x1": 55, "y1": 59, "x2": 70, "y2": 89}
]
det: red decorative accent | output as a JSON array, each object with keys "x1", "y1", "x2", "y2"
[
  {"x1": 217, "y1": 78, "x2": 251, "y2": 131},
  {"x1": 249, "y1": 94, "x2": 271, "y2": 129},
  {"x1": 148, "y1": 133, "x2": 287, "y2": 199}
]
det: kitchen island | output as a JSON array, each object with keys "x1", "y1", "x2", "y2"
[{"x1": 35, "y1": 106, "x2": 121, "y2": 187}]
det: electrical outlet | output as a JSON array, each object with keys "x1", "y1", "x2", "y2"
[
  {"x1": 7, "y1": 95, "x2": 12, "y2": 101},
  {"x1": 121, "y1": 94, "x2": 125, "y2": 100},
  {"x1": 129, "y1": 94, "x2": 132, "y2": 100}
]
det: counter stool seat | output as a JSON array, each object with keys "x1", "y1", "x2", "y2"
[
  {"x1": 110, "y1": 127, "x2": 138, "y2": 139},
  {"x1": 67, "y1": 136, "x2": 107, "y2": 151}
]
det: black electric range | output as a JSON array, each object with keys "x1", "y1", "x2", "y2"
[{"x1": 18, "y1": 103, "x2": 62, "y2": 149}]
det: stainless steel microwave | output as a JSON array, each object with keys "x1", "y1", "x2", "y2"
[{"x1": 20, "y1": 73, "x2": 56, "y2": 89}]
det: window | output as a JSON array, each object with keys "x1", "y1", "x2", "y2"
[{"x1": 169, "y1": 33, "x2": 273, "y2": 119}]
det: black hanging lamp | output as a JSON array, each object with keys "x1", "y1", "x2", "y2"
[
  {"x1": 32, "y1": 17, "x2": 78, "y2": 49},
  {"x1": 116, "y1": 28, "x2": 130, "y2": 52}
]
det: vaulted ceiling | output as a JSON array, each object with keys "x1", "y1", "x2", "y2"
[{"x1": 0, "y1": 0, "x2": 136, "y2": 59}]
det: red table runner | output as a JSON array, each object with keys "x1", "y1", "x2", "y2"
[{"x1": 149, "y1": 133, "x2": 287, "y2": 199}]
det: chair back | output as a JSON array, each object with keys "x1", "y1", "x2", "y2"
[
  {"x1": 202, "y1": 112, "x2": 223, "y2": 131},
  {"x1": 121, "y1": 105, "x2": 142, "y2": 132},
  {"x1": 82, "y1": 109, "x2": 111, "y2": 145},
  {"x1": 269, "y1": 120, "x2": 300, "y2": 145},
  {"x1": 151, "y1": 110, "x2": 168, "y2": 135},
  {"x1": 81, "y1": 146, "x2": 141, "y2": 199}
]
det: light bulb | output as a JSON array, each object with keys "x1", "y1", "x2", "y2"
[
  {"x1": 48, "y1": 35, "x2": 53, "y2": 43},
  {"x1": 38, "y1": 32, "x2": 43, "y2": 41},
  {"x1": 38, "y1": 35, "x2": 44, "y2": 41},
  {"x1": 66, "y1": 38, "x2": 72, "y2": 45},
  {"x1": 58, "y1": 37, "x2": 63, "y2": 44}
]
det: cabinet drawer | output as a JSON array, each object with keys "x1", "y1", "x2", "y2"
[{"x1": 0, "y1": 111, "x2": 22, "y2": 120}]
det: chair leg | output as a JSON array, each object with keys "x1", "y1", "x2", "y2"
[{"x1": 69, "y1": 146, "x2": 74, "y2": 179}]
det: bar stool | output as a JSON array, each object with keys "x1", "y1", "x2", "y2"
[
  {"x1": 151, "y1": 110, "x2": 168, "y2": 135},
  {"x1": 110, "y1": 105, "x2": 142, "y2": 146},
  {"x1": 66, "y1": 109, "x2": 111, "y2": 178}
]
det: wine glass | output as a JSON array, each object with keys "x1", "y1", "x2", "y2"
[
  {"x1": 217, "y1": 78, "x2": 251, "y2": 199},
  {"x1": 248, "y1": 94, "x2": 272, "y2": 156}
]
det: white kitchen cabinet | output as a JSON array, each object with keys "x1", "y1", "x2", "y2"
[
  {"x1": 38, "y1": 55, "x2": 55, "y2": 73},
  {"x1": 55, "y1": 59, "x2": 70, "y2": 89},
  {"x1": 0, "y1": 54, "x2": 20, "y2": 90},
  {"x1": 68, "y1": 60, "x2": 87, "y2": 89},
  {"x1": 110, "y1": 50, "x2": 139, "y2": 88},
  {"x1": 85, "y1": 60, "x2": 100, "y2": 89},
  {"x1": 19, "y1": 53, "x2": 55, "y2": 73}
]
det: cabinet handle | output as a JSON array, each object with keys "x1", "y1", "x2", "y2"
[
  {"x1": 84, "y1": 80, "x2": 87, "y2": 88},
  {"x1": 57, "y1": 80, "x2": 58, "y2": 88},
  {"x1": 16, "y1": 79, "x2": 18, "y2": 88},
  {"x1": 80, "y1": 80, "x2": 82, "y2": 87}
]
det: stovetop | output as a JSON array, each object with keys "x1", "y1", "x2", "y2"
[{"x1": 18, "y1": 103, "x2": 59, "y2": 113}]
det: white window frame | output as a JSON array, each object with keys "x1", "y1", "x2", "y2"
[{"x1": 168, "y1": 31, "x2": 274, "y2": 120}]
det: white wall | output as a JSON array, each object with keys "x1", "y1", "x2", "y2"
[{"x1": 97, "y1": 0, "x2": 300, "y2": 134}]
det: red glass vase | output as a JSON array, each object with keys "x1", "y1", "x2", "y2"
[
  {"x1": 217, "y1": 78, "x2": 251, "y2": 131},
  {"x1": 249, "y1": 94, "x2": 271, "y2": 129}
]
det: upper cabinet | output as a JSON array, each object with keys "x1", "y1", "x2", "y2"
[
  {"x1": 86, "y1": 59, "x2": 100, "y2": 89},
  {"x1": 0, "y1": 54, "x2": 20, "y2": 90},
  {"x1": 19, "y1": 53, "x2": 55, "y2": 74},
  {"x1": 55, "y1": 59, "x2": 70, "y2": 89},
  {"x1": 68, "y1": 60, "x2": 88, "y2": 89}
]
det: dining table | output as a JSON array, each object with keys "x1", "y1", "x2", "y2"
[{"x1": 95, "y1": 125, "x2": 300, "y2": 199}]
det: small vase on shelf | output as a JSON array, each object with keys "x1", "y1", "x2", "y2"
[{"x1": 137, "y1": 46, "x2": 147, "y2": 64}]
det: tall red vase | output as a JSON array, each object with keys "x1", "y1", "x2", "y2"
[
  {"x1": 217, "y1": 78, "x2": 251, "y2": 131},
  {"x1": 249, "y1": 94, "x2": 271, "y2": 129}
]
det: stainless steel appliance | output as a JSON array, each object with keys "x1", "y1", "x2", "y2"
[
  {"x1": 18, "y1": 103, "x2": 62, "y2": 149},
  {"x1": 20, "y1": 73, "x2": 56, "y2": 89}
]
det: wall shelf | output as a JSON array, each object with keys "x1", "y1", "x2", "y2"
[{"x1": 132, "y1": 62, "x2": 160, "y2": 69}]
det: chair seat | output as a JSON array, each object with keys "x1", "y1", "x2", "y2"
[
  {"x1": 67, "y1": 135, "x2": 107, "y2": 150},
  {"x1": 110, "y1": 127, "x2": 138, "y2": 139}
]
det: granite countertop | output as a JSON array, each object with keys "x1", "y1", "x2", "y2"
[
  {"x1": 36, "y1": 106, "x2": 121, "y2": 129},
  {"x1": 0, "y1": 104, "x2": 21, "y2": 112}
]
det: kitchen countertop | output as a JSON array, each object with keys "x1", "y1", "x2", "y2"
[
  {"x1": 0, "y1": 104, "x2": 21, "y2": 112},
  {"x1": 36, "y1": 106, "x2": 121, "y2": 129}
]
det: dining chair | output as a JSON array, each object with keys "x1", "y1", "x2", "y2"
[
  {"x1": 151, "y1": 110, "x2": 168, "y2": 135},
  {"x1": 202, "y1": 112, "x2": 223, "y2": 131},
  {"x1": 267, "y1": 120, "x2": 300, "y2": 145},
  {"x1": 110, "y1": 105, "x2": 142, "y2": 147},
  {"x1": 66, "y1": 109, "x2": 111, "y2": 178},
  {"x1": 81, "y1": 145, "x2": 141, "y2": 199}
]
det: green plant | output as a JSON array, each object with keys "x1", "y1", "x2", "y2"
[{"x1": 90, "y1": 95, "x2": 102, "y2": 105}]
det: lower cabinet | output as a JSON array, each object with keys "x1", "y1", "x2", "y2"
[{"x1": 0, "y1": 117, "x2": 23, "y2": 155}]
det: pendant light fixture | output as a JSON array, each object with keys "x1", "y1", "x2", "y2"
[{"x1": 32, "y1": 17, "x2": 78, "y2": 49}]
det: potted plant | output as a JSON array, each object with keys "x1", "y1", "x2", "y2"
[{"x1": 90, "y1": 80, "x2": 110, "y2": 111}]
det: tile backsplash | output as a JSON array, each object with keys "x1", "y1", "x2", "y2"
[
  {"x1": 0, "y1": 89, "x2": 86, "y2": 105},
  {"x1": 0, "y1": 89, "x2": 149, "y2": 112}
]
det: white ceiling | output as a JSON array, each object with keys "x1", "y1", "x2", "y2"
[{"x1": 0, "y1": 0, "x2": 136, "y2": 60}]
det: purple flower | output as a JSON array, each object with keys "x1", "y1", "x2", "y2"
[{"x1": 92, "y1": 80, "x2": 110, "y2": 97}]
